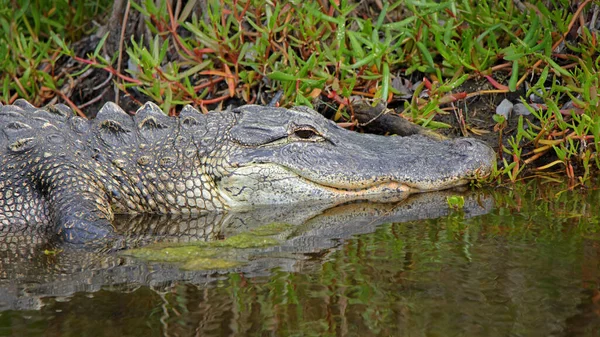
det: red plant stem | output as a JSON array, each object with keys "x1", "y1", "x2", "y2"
[{"x1": 73, "y1": 56, "x2": 143, "y2": 85}]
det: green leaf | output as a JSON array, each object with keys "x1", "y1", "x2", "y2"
[
  {"x1": 447, "y1": 195, "x2": 465, "y2": 209},
  {"x1": 544, "y1": 56, "x2": 571, "y2": 77},
  {"x1": 381, "y1": 62, "x2": 390, "y2": 102},
  {"x1": 348, "y1": 32, "x2": 365, "y2": 59},
  {"x1": 93, "y1": 32, "x2": 109, "y2": 58},
  {"x1": 416, "y1": 41, "x2": 434, "y2": 68},
  {"x1": 176, "y1": 60, "x2": 212, "y2": 80},
  {"x1": 382, "y1": 16, "x2": 417, "y2": 30},
  {"x1": 349, "y1": 52, "x2": 377, "y2": 69},
  {"x1": 269, "y1": 71, "x2": 297, "y2": 81},
  {"x1": 508, "y1": 61, "x2": 519, "y2": 91},
  {"x1": 493, "y1": 114, "x2": 506, "y2": 124}
]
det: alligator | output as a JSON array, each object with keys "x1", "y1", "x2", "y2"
[{"x1": 0, "y1": 100, "x2": 495, "y2": 243}]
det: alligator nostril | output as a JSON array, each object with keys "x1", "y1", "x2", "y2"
[{"x1": 454, "y1": 138, "x2": 477, "y2": 150}]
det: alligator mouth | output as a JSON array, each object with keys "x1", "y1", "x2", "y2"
[
  {"x1": 286, "y1": 167, "x2": 475, "y2": 193},
  {"x1": 279, "y1": 164, "x2": 419, "y2": 197},
  {"x1": 218, "y1": 164, "x2": 446, "y2": 209},
  {"x1": 286, "y1": 158, "x2": 491, "y2": 192},
  {"x1": 302, "y1": 175, "x2": 475, "y2": 200},
  {"x1": 304, "y1": 177, "x2": 414, "y2": 197}
]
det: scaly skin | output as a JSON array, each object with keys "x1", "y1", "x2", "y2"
[{"x1": 0, "y1": 100, "x2": 495, "y2": 243}]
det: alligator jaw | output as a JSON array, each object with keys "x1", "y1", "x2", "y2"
[{"x1": 216, "y1": 164, "x2": 418, "y2": 209}]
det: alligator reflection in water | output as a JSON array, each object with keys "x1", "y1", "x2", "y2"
[{"x1": 0, "y1": 190, "x2": 491, "y2": 311}]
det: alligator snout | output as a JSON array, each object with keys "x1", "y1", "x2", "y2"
[
  {"x1": 453, "y1": 137, "x2": 496, "y2": 175},
  {"x1": 453, "y1": 137, "x2": 493, "y2": 155},
  {"x1": 454, "y1": 138, "x2": 478, "y2": 150}
]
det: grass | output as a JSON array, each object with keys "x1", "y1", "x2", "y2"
[
  {"x1": 0, "y1": 0, "x2": 599, "y2": 184},
  {"x1": 0, "y1": 0, "x2": 111, "y2": 105}
]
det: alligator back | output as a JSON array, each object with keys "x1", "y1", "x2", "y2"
[
  {"x1": 0, "y1": 100, "x2": 230, "y2": 243},
  {"x1": 0, "y1": 100, "x2": 72, "y2": 153}
]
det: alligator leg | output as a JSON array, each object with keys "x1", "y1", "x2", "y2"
[
  {"x1": 44, "y1": 172, "x2": 115, "y2": 244},
  {"x1": 1, "y1": 166, "x2": 114, "y2": 244}
]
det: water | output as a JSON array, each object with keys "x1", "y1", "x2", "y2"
[{"x1": 0, "y1": 181, "x2": 599, "y2": 336}]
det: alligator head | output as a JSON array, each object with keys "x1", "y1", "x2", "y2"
[{"x1": 210, "y1": 105, "x2": 495, "y2": 208}]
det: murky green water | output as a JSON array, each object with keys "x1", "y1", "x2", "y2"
[{"x1": 0, "y1": 181, "x2": 599, "y2": 336}]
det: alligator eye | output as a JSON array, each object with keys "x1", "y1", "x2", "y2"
[{"x1": 293, "y1": 128, "x2": 320, "y2": 140}]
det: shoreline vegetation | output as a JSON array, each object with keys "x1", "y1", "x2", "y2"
[{"x1": 1, "y1": 0, "x2": 599, "y2": 185}]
